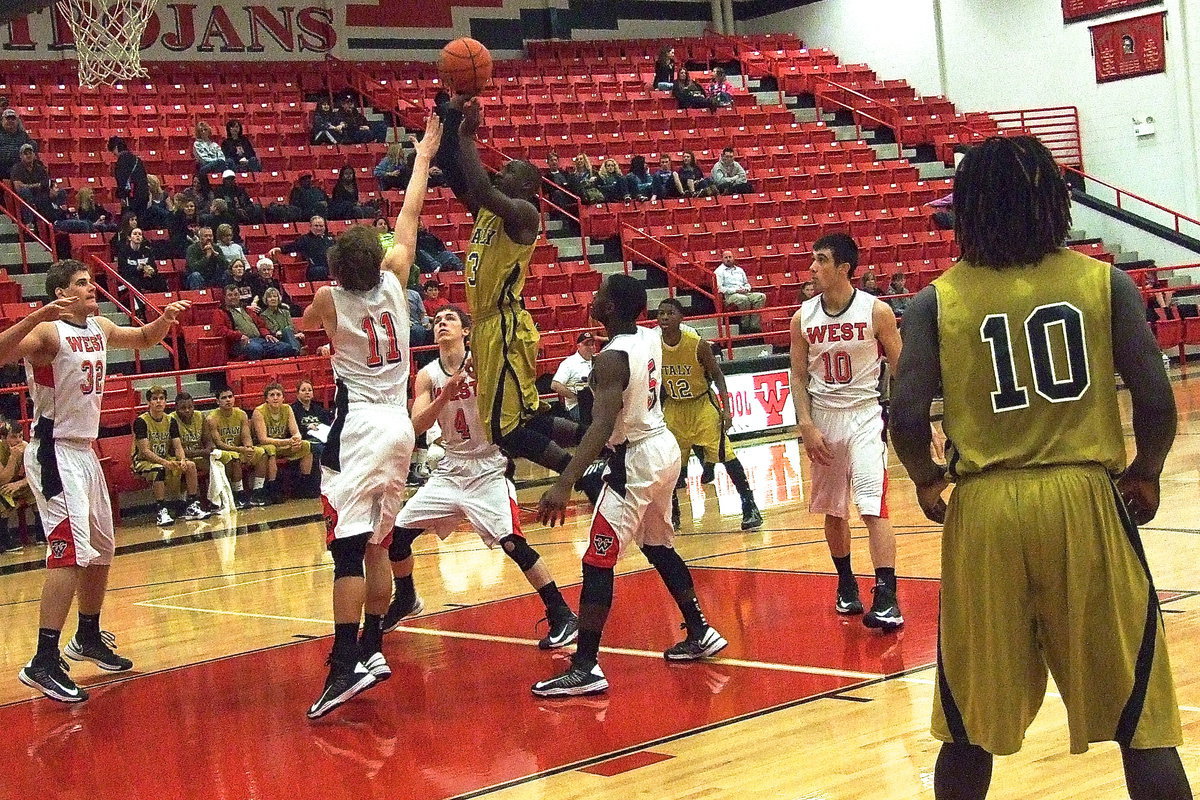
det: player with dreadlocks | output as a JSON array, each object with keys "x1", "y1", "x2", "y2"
[{"x1": 889, "y1": 135, "x2": 1190, "y2": 799}]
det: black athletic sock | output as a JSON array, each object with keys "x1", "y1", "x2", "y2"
[
  {"x1": 574, "y1": 629, "x2": 601, "y2": 668},
  {"x1": 332, "y1": 622, "x2": 360, "y2": 665},
  {"x1": 393, "y1": 575, "x2": 415, "y2": 605},
  {"x1": 875, "y1": 567, "x2": 897, "y2": 594},
  {"x1": 77, "y1": 612, "x2": 101, "y2": 643},
  {"x1": 360, "y1": 614, "x2": 383, "y2": 655},
  {"x1": 537, "y1": 581, "x2": 568, "y2": 613},
  {"x1": 723, "y1": 457, "x2": 754, "y2": 500},
  {"x1": 679, "y1": 593, "x2": 707, "y2": 639},
  {"x1": 832, "y1": 554, "x2": 854, "y2": 589},
  {"x1": 156, "y1": 500, "x2": 167, "y2": 512},
  {"x1": 35, "y1": 628, "x2": 60, "y2": 661}
]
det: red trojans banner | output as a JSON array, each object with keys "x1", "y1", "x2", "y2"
[
  {"x1": 1091, "y1": 11, "x2": 1167, "y2": 83},
  {"x1": 1064, "y1": 0, "x2": 1162, "y2": 23}
]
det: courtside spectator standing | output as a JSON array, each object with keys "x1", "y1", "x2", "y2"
[{"x1": 714, "y1": 250, "x2": 765, "y2": 333}]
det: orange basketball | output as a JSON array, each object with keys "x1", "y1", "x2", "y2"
[{"x1": 439, "y1": 37, "x2": 493, "y2": 95}]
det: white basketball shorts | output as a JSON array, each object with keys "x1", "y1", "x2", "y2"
[
  {"x1": 321, "y1": 403, "x2": 414, "y2": 544},
  {"x1": 807, "y1": 403, "x2": 889, "y2": 519},
  {"x1": 393, "y1": 452, "x2": 520, "y2": 547},
  {"x1": 26, "y1": 438, "x2": 115, "y2": 569}
]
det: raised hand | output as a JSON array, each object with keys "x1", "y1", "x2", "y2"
[
  {"x1": 162, "y1": 300, "x2": 192, "y2": 323},
  {"x1": 35, "y1": 296, "x2": 86, "y2": 323},
  {"x1": 412, "y1": 114, "x2": 444, "y2": 160},
  {"x1": 460, "y1": 98, "x2": 482, "y2": 137}
]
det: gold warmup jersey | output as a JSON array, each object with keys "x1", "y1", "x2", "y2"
[
  {"x1": 661, "y1": 326, "x2": 711, "y2": 401},
  {"x1": 211, "y1": 408, "x2": 250, "y2": 449},
  {"x1": 132, "y1": 412, "x2": 175, "y2": 461},
  {"x1": 255, "y1": 403, "x2": 290, "y2": 439},
  {"x1": 171, "y1": 410, "x2": 205, "y2": 454},
  {"x1": 464, "y1": 208, "x2": 537, "y2": 322},
  {"x1": 934, "y1": 249, "x2": 1124, "y2": 478}
]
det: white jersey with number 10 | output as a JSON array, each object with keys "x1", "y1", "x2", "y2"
[
  {"x1": 800, "y1": 290, "x2": 883, "y2": 411},
  {"x1": 329, "y1": 270, "x2": 411, "y2": 406}
]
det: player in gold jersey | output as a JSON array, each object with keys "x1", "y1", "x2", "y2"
[
  {"x1": 656, "y1": 298, "x2": 761, "y2": 531},
  {"x1": 890, "y1": 136, "x2": 1189, "y2": 799},
  {"x1": 131, "y1": 385, "x2": 207, "y2": 525},
  {"x1": 251, "y1": 382, "x2": 315, "y2": 502},
  {"x1": 434, "y1": 95, "x2": 589, "y2": 485}
]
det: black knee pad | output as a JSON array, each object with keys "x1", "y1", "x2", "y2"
[
  {"x1": 641, "y1": 544, "x2": 693, "y2": 590},
  {"x1": 580, "y1": 562, "x2": 615, "y2": 607},
  {"x1": 329, "y1": 532, "x2": 369, "y2": 579},
  {"x1": 499, "y1": 535, "x2": 540, "y2": 572},
  {"x1": 388, "y1": 527, "x2": 421, "y2": 562}
]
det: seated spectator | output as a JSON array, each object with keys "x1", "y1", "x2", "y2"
[
  {"x1": 329, "y1": 166, "x2": 373, "y2": 220},
  {"x1": 374, "y1": 143, "x2": 411, "y2": 191},
  {"x1": 625, "y1": 155, "x2": 655, "y2": 201},
  {"x1": 251, "y1": 382, "x2": 316, "y2": 501},
  {"x1": 193, "y1": 121, "x2": 232, "y2": 174},
  {"x1": 678, "y1": 150, "x2": 713, "y2": 196},
  {"x1": 248, "y1": 256, "x2": 297, "y2": 315},
  {"x1": 336, "y1": 94, "x2": 386, "y2": 144},
  {"x1": 714, "y1": 250, "x2": 765, "y2": 333},
  {"x1": 221, "y1": 119, "x2": 261, "y2": 172},
  {"x1": 544, "y1": 151, "x2": 577, "y2": 210},
  {"x1": 311, "y1": 99, "x2": 343, "y2": 144},
  {"x1": 131, "y1": 385, "x2": 208, "y2": 526},
  {"x1": 800, "y1": 280, "x2": 817, "y2": 301},
  {"x1": 55, "y1": 186, "x2": 111, "y2": 233},
  {"x1": 214, "y1": 223, "x2": 246, "y2": 265},
  {"x1": 653, "y1": 46, "x2": 676, "y2": 90},
  {"x1": 165, "y1": 194, "x2": 200, "y2": 259},
  {"x1": 570, "y1": 153, "x2": 604, "y2": 204},
  {"x1": 886, "y1": 272, "x2": 910, "y2": 316},
  {"x1": 291, "y1": 379, "x2": 331, "y2": 466},
  {"x1": 107, "y1": 135, "x2": 148, "y2": 215},
  {"x1": 203, "y1": 198, "x2": 243, "y2": 244},
  {"x1": 0, "y1": 420, "x2": 32, "y2": 552},
  {"x1": 214, "y1": 170, "x2": 264, "y2": 224},
  {"x1": 220, "y1": 258, "x2": 255, "y2": 306},
  {"x1": 258, "y1": 288, "x2": 303, "y2": 353},
  {"x1": 191, "y1": 172, "x2": 214, "y2": 211},
  {"x1": 116, "y1": 227, "x2": 168, "y2": 300},
  {"x1": 652, "y1": 154, "x2": 685, "y2": 200},
  {"x1": 596, "y1": 158, "x2": 630, "y2": 202},
  {"x1": 109, "y1": 211, "x2": 139, "y2": 256},
  {"x1": 415, "y1": 226, "x2": 464, "y2": 274},
  {"x1": 708, "y1": 67, "x2": 735, "y2": 108},
  {"x1": 143, "y1": 174, "x2": 171, "y2": 228},
  {"x1": 217, "y1": 285, "x2": 295, "y2": 360},
  {"x1": 269, "y1": 215, "x2": 334, "y2": 282},
  {"x1": 711, "y1": 147, "x2": 752, "y2": 194},
  {"x1": 185, "y1": 225, "x2": 230, "y2": 289},
  {"x1": 407, "y1": 287, "x2": 433, "y2": 347},
  {"x1": 673, "y1": 72, "x2": 715, "y2": 111},
  {"x1": 0, "y1": 108, "x2": 34, "y2": 178},
  {"x1": 928, "y1": 191, "x2": 955, "y2": 230},
  {"x1": 421, "y1": 280, "x2": 442, "y2": 317},
  {"x1": 288, "y1": 173, "x2": 328, "y2": 219},
  {"x1": 861, "y1": 271, "x2": 883, "y2": 296},
  {"x1": 10, "y1": 143, "x2": 55, "y2": 223}
]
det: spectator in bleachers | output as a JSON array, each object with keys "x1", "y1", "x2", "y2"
[
  {"x1": 570, "y1": 154, "x2": 604, "y2": 205},
  {"x1": 132, "y1": 385, "x2": 208, "y2": 526},
  {"x1": 0, "y1": 420, "x2": 31, "y2": 552},
  {"x1": 214, "y1": 223, "x2": 246, "y2": 265},
  {"x1": 203, "y1": 198, "x2": 242, "y2": 243},
  {"x1": 10, "y1": 143, "x2": 55, "y2": 223},
  {"x1": 107, "y1": 135, "x2": 149, "y2": 216},
  {"x1": 291, "y1": 379, "x2": 330, "y2": 467},
  {"x1": 928, "y1": 191, "x2": 955, "y2": 230},
  {"x1": 0, "y1": 108, "x2": 33, "y2": 178},
  {"x1": 336, "y1": 94, "x2": 387, "y2": 144},
  {"x1": 259, "y1": 288, "x2": 303, "y2": 354},
  {"x1": 55, "y1": 187, "x2": 108, "y2": 233},
  {"x1": 653, "y1": 46, "x2": 677, "y2": 90},
  {"x1": 374, "y1": 143, "x2": 411, "y2": 191},
  {"x1": 193, "y1": 121, "x2": 233, "y2": 174},
  {"x1": 116, "y1": 227, "x2": 168, "y2": 306},
  {"x1": 220, "y1": 258, "x2": 255, "y2": 306},
  {"x1": 217, "y1": 284, "x2": 294, "y2": 360},
  {"x1": 415, "y1": 225, "x2": 463, "y2": 274},
  {"x1": 715, "y1": 250, "x2": 765, "y2": 333},
  {"x1": 288, "y1": 173, "x2": 329, "y2": 219},
  {"x1": 678, "y1": 150, "x2": 713, "y2": 197},
  {"x1": 329, "y1": 166, "x2": 373, "y2": 221},
  {"x1": 551, "y1": 331, "x2": 596, "y2": 424},
  {"x1": 711, "y1": 147, "x2": 752, "y2": 195},
  {"x1": 215, "y1": 170, "x2": 264, "y2": 224},
  {"x1": 421, "y1": 280, "x2": 442, "y2": 317},
  {"x1": 407, "y1": 287, "x2": 433, "y2": 347},
  {"x1": 673, "y1": 72, "x2": 715, "y2": 111},
  {"x1": 544, "y1": 152, "x2": 577, "y2": 211},
  {"x1": 861, "y1": 271, "x2": 883, "y2": 297},
  {"x1": 221, "y1": 119, "x2": 261, "y2": 172},
  {"x1": 801, "y1": 280, "x2": 817, "y2": 301},
  {"x1": 143, "y1": 174, "x2": 171, "y2": 228},
  {"x1": 652, "y1": 154, "x2": 685, "y2": 199},
  {"x1": 185, "y1": 226, "x2": 229, "y2": 289},
  {"x1": 191, "y1": 173, "x2": 215, "y2": 211},
  {"x1": 247, "y1": 256, "x2": 297, "y2": 315},
  {"x1": 109, "y1": 211, "x2": 139, "y2": 256},
  {"x1": 597, "y1": 158, "x2": 631, "y2": 202},
  {"x1": 268, "y1": 215, "x2": 334, "y2": 282},
  {"x1": 886, "y1": 272, "x2": 910, "y2": 316},
  {"x1": 625, "y1": 155, "x2": 655, "y2": 201},
  {"x1": 708, "y1": 67, "x2": 735, "y2": 108},
  {"x1": 310, "y1": 98, "x2": 343, "y2": 144},
  {"x1": 165, "y1": 194, "x2": 200, "y2": 258}
]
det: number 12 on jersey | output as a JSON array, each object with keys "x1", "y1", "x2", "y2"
[{"x1": 361, "y1": 312, "x2": 402, "y2": 368}]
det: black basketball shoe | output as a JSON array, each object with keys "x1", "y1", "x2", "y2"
[
  {"x1": 740, "y1": 499, "x2": 763, "y2": 530},
  {"x1": 835, "y1": 582, "x2": 864, "y2": 615},
  {"x1": 65, "y1": 631, "x2": 133, "y2": 671},
  {"x1": 863, "y1": 583, "x2": 904, "y2": 630},
  {"x1": 381, "y1": 594, "x2": 425, "y2": 633},
  {"x1": 18, "y1": 656, "x2": 88, "y2": 703},
  {"x1": 531, "y1": 661, "x2": 608, "y2": 697},
  {"x1": 307, "y1": 657, "x2": 377, "y2": 720},
  {"x1": 537, "y1": 606, "x2": 579, "y2": 650},
  {"x1": 664, "y1": 625, "x2": 728, "y2": 661}
]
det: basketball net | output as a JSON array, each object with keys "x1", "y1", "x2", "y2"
[{"x1": 57, "y1": 0, "x2": 158, "y2": 87}]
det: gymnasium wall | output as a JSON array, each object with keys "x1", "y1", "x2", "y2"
[
  {"x1": 741, "y1": 0, "x2": 1200, "y2": 219},
  {"x1": 0, "y1": 0, "x2": 714, "y2": 63}
]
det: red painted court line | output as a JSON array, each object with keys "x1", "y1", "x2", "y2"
[
  {"x1": 580, "y1": 750, "x2": 674, "y2": 776},
  {"x1": 0, "y1": 570, "x2": 940, "y2": 800}
]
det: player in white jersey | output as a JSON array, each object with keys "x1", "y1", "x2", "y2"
[
  {"x1": 0, "y1": 259, "x2": 187, "y2": 703},
  {"x1": 300, "y1": 113, "x2": 441, "y2": 719},
  {"x1": 533, "y1": 274, "x2": 727, "y2": 697},
  {"x1": 789, "y1": 233, "x2": 904, "y2": 630},
  {"x1": 381, "y1": 305, "x2": 579, "y2": 647}
]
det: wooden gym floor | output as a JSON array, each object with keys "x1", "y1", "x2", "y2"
[{"x1": 0, "y1": 375, "x2": 1197, "y2": 800}]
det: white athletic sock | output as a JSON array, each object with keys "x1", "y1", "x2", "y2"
[
  {"x1": 232, "y1": 481, "x2": 244, "y2": 493},
  {"x1": 252, "y1": 477, "x2": 265, "y2": 490}
]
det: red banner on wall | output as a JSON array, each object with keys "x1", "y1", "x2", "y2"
[
  {"x1": 1091, "y1": 12, "x2": 1167, "y2": 83},
  {"x1": 1064, "y1": 0, "x2": 1162, "y2": 23}
]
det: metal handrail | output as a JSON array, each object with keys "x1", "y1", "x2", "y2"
[
  {"x1": 0, "y1": 180, "x2": 59, "y2": 269},
  {"x1": 87, "y1": 253, "x2": 182, "y2": 371}
]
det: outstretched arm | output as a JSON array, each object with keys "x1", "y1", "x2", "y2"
[
  {"x1": 381, "y1": 114, "x2": 443, "y2": 281},
  {"x1": 0, "y1": 297, "x2": 82, "y2": 368},
  {"x1": 98, "y1": 301, "x2": 190, "y2": 350},
  {"x1": 450, "y1": 98, "x2": 540, "y2": 245}
]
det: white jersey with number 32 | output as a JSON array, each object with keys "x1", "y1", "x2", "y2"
[
  {"x1": 800, "y1": 290, "x2": 882, "y2": 411},
  {"x1": 330, "y1": 270, "x2": 410, "y2": 406},
  {"x1": 26, "y1": 318, "x2": 107, "y2": 442}
]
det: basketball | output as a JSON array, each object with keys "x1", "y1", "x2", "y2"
[{"x1": 439, "y1": 37, "x2": 493, "y2": 95}]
